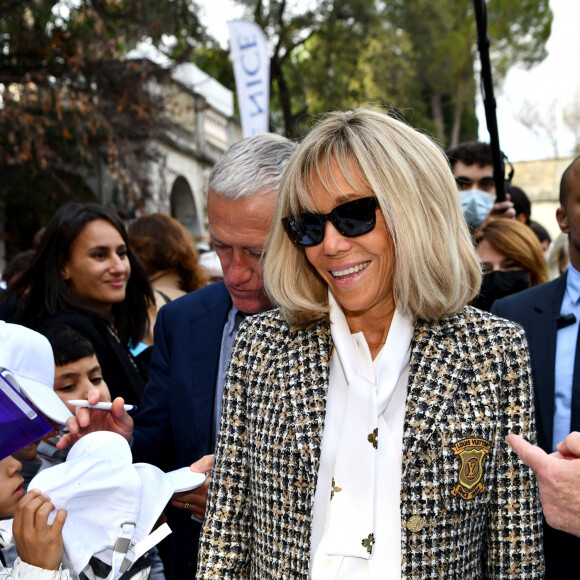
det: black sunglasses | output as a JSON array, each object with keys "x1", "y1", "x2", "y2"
[{"x1": 281, "y1": 196, "x2": 378, "y2": 247}]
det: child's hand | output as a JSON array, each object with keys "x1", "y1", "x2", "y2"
[
  {"x1": 57, "y1": 390, "x2": 134, "y2": 449},
  {"x1": 12, "y1": 489, "x2": 67, "y2": 570}
]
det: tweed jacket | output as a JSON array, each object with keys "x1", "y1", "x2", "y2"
[{"x1": 197, "y1": 306, "x2": 544, "y2": 579}]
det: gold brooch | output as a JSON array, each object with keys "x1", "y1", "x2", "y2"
[
  {"x1": 330, "y1": 477, "x2": 342, "y2": 500},
  {"x1": 362, "y1": 533, "x2": 375, "y2": 554},
  {"x1": 367, "y1": 428, "x2": 378, "y2": 449}
]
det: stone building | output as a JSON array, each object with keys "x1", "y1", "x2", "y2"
[
  {"x1": 512, "y1": 156, "x2": 574, "y2": 240},
  {"x1": 109, "y1": 44, "x2": 241, "y2": 240}
]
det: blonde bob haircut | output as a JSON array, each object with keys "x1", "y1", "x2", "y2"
[{"x1": 263, "y1": 109, "x2": 482, "y2": 326}]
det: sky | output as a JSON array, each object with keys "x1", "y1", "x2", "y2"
[
  {"x1": 199, "y1": 0, "x2": 580, "y2": 163},
  {"x1": 477, "y1": 0, "x2": 580, "y2": 161}
]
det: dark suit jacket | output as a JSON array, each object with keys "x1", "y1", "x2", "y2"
[
  {"x1": 491, "y1": 274, "x2": 567, "y2": 453},
  {"x1": 132, "y1": 282, "x2": 231, "y2": 580},
  {"x1": 492, "y1": 273, "x2": 580, "y2": 580}
]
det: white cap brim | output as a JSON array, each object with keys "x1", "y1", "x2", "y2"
[{"x1": 18, "y1": 378, "x2": 72, "y2": 425}]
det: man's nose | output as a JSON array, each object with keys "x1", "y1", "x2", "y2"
[{"x1": 227, "y1": 249, "x2": 253, "y2": 284}]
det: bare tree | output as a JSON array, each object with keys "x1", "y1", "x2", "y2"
[
  {"x1": 563, "y1": 89, "x2": 580, "y2": 155},
  {"x1": 515, "y1": 99, "x2": 561, "y2": 158}
]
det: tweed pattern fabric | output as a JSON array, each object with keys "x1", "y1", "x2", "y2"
[{"x1": 197, "y1": 306, "x2": 543, "y2": 579}]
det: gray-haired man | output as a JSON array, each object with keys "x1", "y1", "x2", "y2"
[{"x1": 61, "y1": 133, "x2": 297, "y2": 579}]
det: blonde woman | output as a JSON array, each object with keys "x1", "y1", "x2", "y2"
[{"x1": 198, "y1": 109, "x2": 543, "y2": 578}]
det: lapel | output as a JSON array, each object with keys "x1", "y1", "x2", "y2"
[
  {"x1": 284, "y1": 319, "x2": 332, "y2": 484},
  {"x1": 526, "y1": 273, "x2": 567, "y2": 451},
  {"x1": 401, "y1": 317, "x2": 463, "y2": 478},
  {"x1": 188, "y1": 283, "x2": 232, "y2": 451}
]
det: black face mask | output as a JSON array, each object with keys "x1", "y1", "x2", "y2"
[{"x1": 473, "y1": 270, "x2": 530, "y2": 312}]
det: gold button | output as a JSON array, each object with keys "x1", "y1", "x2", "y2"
[{"x1": 407, "y1": 515, "x2": 425, "y2": 533}]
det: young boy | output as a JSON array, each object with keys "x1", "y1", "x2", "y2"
[
  {"x1": 37, "y1": 325, "x2": 166, "y2": 580},
  {"x1": 38, "y1": 324, "x2": 111, "y2": 415},
  {"x1": 12, "y1": 325, "x2": 112, "y2": 487},
  {"x1": 0, "y1": 323, "x2": 167, "y2": 579},
  {"x1": 0, "y1": 454, "x2": 71, "y2": 579}
]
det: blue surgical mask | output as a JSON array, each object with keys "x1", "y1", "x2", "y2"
[{"x1": 459, "y1": 189, "x2": 495, "y2": 229}]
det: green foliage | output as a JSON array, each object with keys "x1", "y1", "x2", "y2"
[
  {"x1": 0, "y1": 166, "x2": 94, "y2": 256},
  {"x1": 201, "y1": 0, "x2": 552, "y2": 145},
  {"x1": 0, "y1": 0, "x2": 207, "y2": 256},
  {"x1": 194, "y1": 42, "x2": 236, "y2": 93}
]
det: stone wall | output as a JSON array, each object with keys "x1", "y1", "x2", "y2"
[{"x1": 512, "y1": 157, "x2": 574, "y2": 240}]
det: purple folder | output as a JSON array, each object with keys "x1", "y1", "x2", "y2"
[{"x1": 0, "y1": 372, "x2": 52, "y2": 460}]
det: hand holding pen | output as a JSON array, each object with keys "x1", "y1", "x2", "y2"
[
  {"x1": 57, "y1": 388, "x2": 135, "y2": 449},
  {"x1": 67, "y1": 400, "x2": 137, "y2": 413}
]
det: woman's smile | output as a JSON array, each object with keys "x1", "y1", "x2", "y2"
[
  {"x1": 304, "y1": 160, "x2": 396, "y2": 331},
  {"x1": 330, "y1": 260, "x2": 371, "y2": 281}
]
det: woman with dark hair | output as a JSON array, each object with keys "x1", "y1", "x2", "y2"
[
  {"x1": 128, "y1": 213, "x2": 208, "y2": 345},
  {"x1": 2, "y1": 203, "x2": 154, "y2": 403}
]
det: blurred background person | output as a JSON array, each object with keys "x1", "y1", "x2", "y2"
[
  {"x1": 530, "y1": 220, "x2": 552, "y2": 257},
  {"x1": 128, "y1": 213, "x2": 208, "y2": 346},
  {"x1": 1, "y1": 203, "x2": 153, "y2": 404},
  {"x1": 445, "y1": 140, "x2": 515, "y2": 231},
  {"x1": 509, "y1": 185, "x2": 532, "y2": 225},
  {"x1": 1, "y1": 250, "x2": 35, "y2": 289},
  {"x1": 0, "y1": 249, "x2": 36, "y2": 321},
  {"x1": 548, "y1": 232, "x2": 570, "y2": 280},
  {"x1": 473, "y1": 218, "x2": 549, "y2": 311}
]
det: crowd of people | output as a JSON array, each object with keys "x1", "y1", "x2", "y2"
[{"x1": 1, "y1": 107, "x2": 580, "y2": 580}]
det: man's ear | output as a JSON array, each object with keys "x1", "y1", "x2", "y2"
[{"x1": 557, "y1": 205, "x2": 569, "y2": 234}]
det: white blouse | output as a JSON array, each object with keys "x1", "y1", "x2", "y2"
[{"x1": 309, "y1": 293, "x2": 413, "y2": 579}]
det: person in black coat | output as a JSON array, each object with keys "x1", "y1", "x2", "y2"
[
  {"x1": 492, "y1": 155, "x2": 580, "y2": 579},
  {"x1": 1, "y1": 203, "x2": 153, "y2": 403}
]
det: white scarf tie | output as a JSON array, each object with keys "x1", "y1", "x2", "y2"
[{"x1": 325, "y1": 293, "x2": 413, "y2": 560}]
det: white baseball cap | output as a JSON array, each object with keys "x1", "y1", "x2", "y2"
[
  {"x1": 0, "y1": 321, "x2": 72, "y2": 425},
  {"x1": 29, "y1": 431, "x2": 206, "y2": 579}
]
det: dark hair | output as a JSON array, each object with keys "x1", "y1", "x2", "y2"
[
  {"x1": 2, "y1": 249, "x2": 35, "y2": 286},
  {"x1": 560, "y1": 156, "x2": 580, "y2": 207},
  {"x1": 509, "y1": 186, "x2": 531, "y2": 225},
  {"x1": 37, "y1": 324, "x2": 97, "y2": 367},
  {"x1": 4, "y1": 203, "x2": 153, "y2": 345},
  {"x1": 446, "y1": 141, "x2": 496, "y2": 171},
  {"x1": 127, "y1": 214, "x2": 208, "y2": 293},
  {"x1": 530, "y1": 220, "x2": 551, "y2": 246}
]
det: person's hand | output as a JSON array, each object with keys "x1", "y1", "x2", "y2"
[
  {"x1": 508, "y1": 433, "x2": 580, "y2": 537},
  {"x1": 556, "y1": 431, "x2": 580, "y2": 458},
  {"x1": 485, "y1": 196, "x2": 516, "y2": 221},
  {"x1": 57, "y1": 389, "x2": 134, "y2": 449},
  {"x1": 170, "y1": 455, "x2": 214, "y2": 521},
  {"x1": 12, "y1": 489, "x2": 67, "y2": 570}
]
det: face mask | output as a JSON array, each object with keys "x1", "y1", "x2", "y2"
[
  {"x1": 473, "y1": 270, "x2": 530, "y2": 311},
  {"x1": 459, "y1": 189, "x2": 495, "y2": 229}
]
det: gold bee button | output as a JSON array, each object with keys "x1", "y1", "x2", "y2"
[{"x1": 407, "y1": 515, "x2": 425, "y2": 533}]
